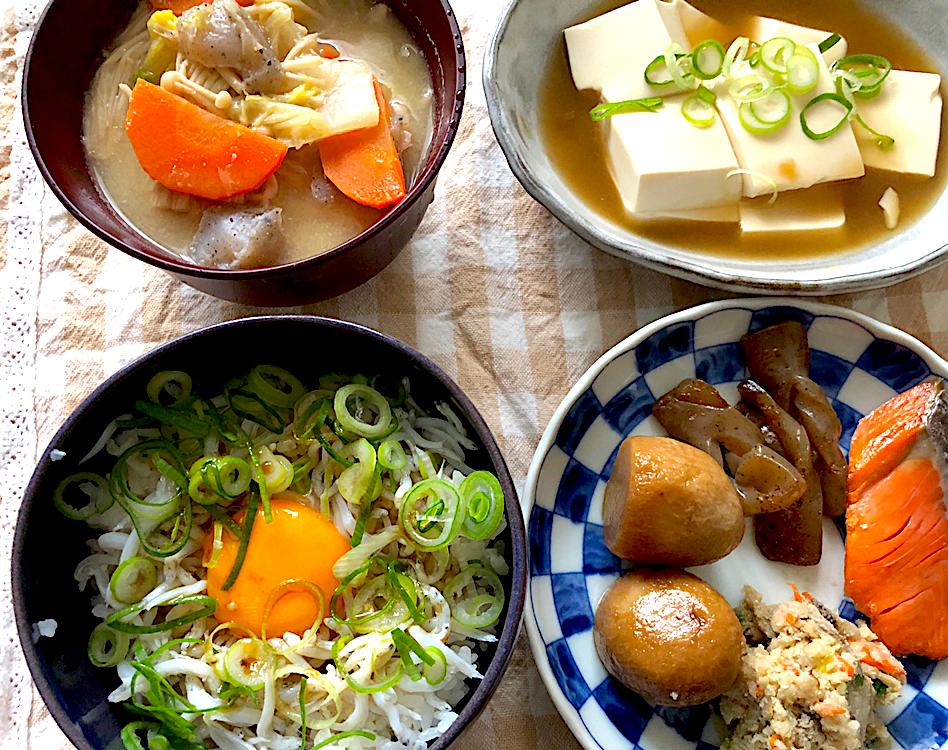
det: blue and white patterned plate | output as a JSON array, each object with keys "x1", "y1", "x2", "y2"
[{"x1": 523, "y1": 299, "x2": 948, "y2": 750}]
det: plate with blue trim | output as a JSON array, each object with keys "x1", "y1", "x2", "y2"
[{"x1": 523, "y1": 299, "x2": 948, "y2": 750}]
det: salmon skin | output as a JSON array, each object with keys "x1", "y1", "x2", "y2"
[{"x1": 845, "y1": 379, "x2": 948, "y2": 660}]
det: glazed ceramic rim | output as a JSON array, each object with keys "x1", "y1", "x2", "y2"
[
  {"x1": 13, "y1": 315, "x2": 526, "y2": 750},
  {"x1": 22, "y1": 0, "x2": 466, "y2": 281},
  {"x1": 520, "y1": 297, "x2": 948, "y2": 750},
  {"x1": 482, "y1": 1, "x2": 948, "y2": 295}
]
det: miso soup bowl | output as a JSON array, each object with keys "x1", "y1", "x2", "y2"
[
  {"x1": 24, "y1": 0, "x2": 465, "y2": 306},
  {"x1": 14, "y1": 316, "x2": 527, "y2": 750},
  {"x1": 484, "y1": 0, "x2": 948, "y2": 294}
]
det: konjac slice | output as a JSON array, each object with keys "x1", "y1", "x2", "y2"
[
  {"x1": 124, "y1": 79, "x2": 288, "y2": 200},
  {"x1": 845, "y1": 378, "x2": 948, "y2": 659}
]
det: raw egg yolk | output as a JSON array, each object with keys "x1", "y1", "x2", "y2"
[{"x1": 204, "y1": 494, "x2": 350, "y2": 638}]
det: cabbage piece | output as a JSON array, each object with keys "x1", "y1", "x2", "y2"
[
  {"x1": 188, "y1": 207, "x2": 285, "y2": 270},
  {"x1": 251, "y1": 2, "x2": 305, "y2": 60},
  {"x1": 282, "y1": 56, "x2": 380, "y2": 134},
  {"x1": 237, "y1": 96, "x2": 332, "y2": 149},
  {"x1": 135, "y1": 10, "x2": 178, "y2": 85},
  {"x1": 178, "y1": 0, "x2": 285, "y2": 94}
]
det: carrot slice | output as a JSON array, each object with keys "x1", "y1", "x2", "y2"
[
  {"x1": 318, "y1": 78, "x2": 407, "y2": 209},
  {"x1": 149, "y1": 0, "x2": 252, "y2": 14},
  {"x1": 125, "y1": 80, "x2": 288, "y2": 201}
]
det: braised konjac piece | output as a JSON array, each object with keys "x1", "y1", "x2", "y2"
[
  {"x1": 652, "y1": 379, "x2": 806, "y2": 516},
  {"x1": 740, "y1": 321, "x2": 847, "y2": 517},
  {"x1": 738, "y1": 380, "x2": 823, "y2": 566}
]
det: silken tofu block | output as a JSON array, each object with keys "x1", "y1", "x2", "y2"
[
  {"x1": 564, "y1": 0, "x2": 689, "y2": 103},
  {"x1": 715, "y1": 46, "x2": 865, "y2": 198},
  {"x1": 605, "y1": 94, "x2": 740, "y2": 214},
  {"x1": 853, "y1": 70, "x2": 943, "y2": 177},
  {"x1": 739, "y1": 184, "x2": 845, "y2": 233},
  {"x1": 749, "y1": 16, "x2": 848, "y2": 64},
  {"x1": 642, "y1": 204, "x2": 740, "y2": 222}
]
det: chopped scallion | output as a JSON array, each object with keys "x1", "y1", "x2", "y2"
[
  {"x1": 800, "y1": 92, "x2": 853, "y2": 140},
  {"x1": 589, "y1": 97, "x2": 663, "y2": 121}
]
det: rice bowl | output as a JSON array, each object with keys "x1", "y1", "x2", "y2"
[{"x1": 14, "y1": 317, "x2": 526, "y2": 750}]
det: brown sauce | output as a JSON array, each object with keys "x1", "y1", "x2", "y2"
[{"x1": 540, "y1": 0, "x2": 948, "y2": 260}]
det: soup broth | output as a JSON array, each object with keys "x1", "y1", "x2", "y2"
[
  {"x1": 541, "y1": 0, "x2": 948, "y2": 260},
  {"x1": 84, "y1": 0, "x2": 434, "y2": 266}
]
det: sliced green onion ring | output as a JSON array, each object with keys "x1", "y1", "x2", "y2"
[
  {"x1": 460, "y1": 471, "x2": 505, "y2": 540},
  {"x1": 222, "y1": 637, "x2": 269, "y2": 687},
  {"x1": 729, "y1": 75, "x2": 774, "y2": 103},
  {"x1": 120, "y1": 721, "x2": 162, "y2": 750},
  {"x1": 146, "y1": 371, "x2": 193, "y2": 406},
  {"x1": 109, "y1": 556, "x2": 158, "y2": 605},
  {"x1": 589, "y1": 97, "x2": 664, "y2": 121},
  {"x1": 331, "y1": 634, "x2": 404, "y2": 694},
  {"x1": 423, "y1": 646, "x2": 448, "y2": 685},
  {"x1": 110, "y1": 440, "x2": 186, "y2": 519},
  {"x1": 835, "y1": 70, "x2": 862, "y2": 108},
  {"x1": 664, "y1": 42, "x2": 697, "y2": 90},
  {"x1": 392, "y1": 627, "x2": 435, "y2": 681},
  {"x1": 398, "y1": 478, "x2": 467, "y2": 550},
  {"x1": 198, "y1": 456, "x2": 253, "y2": 503},
  {"x1": 88, "y1": 623, "x2": 130, "y2": 667},
  {"x1": 786, "y1": 46, "x2": 820, "y2": 96},
  {"x1": 367, "y1": 373, "x2": 407, "y2": 407},
  {"x1": 681, "y1": 86, "x2": 717, "y2": 127},
  {"x1": 248, "y1": 365, "x2": 307, "y2": 409},
  {"x1": 739, "y1": 89, "x2": 792, "y2": 135},
  {"x1": 337, "y1": 438, "x2": 377, "y2": 503},
  {"x1": 226, "y1": 382, "x2": 287, "y2": 434},
  {"x1": 831, "y1": 54, "x2": 891, "y2": 98},
  {"x1": 54, "y1": 472, "x2": 111, "y2": 520},
  {"x1": 377, "y1": 440, "x2": 407, "y2": 470},
  {"x1": 643, "y1": 54, "x2": 675, "y2": 87},
  {"x1": 748, "y1": 88, "x2": 792, "y2": 126},
  {"x1": 334, "y1": 384, "x2": 394, "y2": 439},
  {"x1": 292, "y1": 392, "x2": 332, "y2": 441},
  {"x1": 853, "y1": 114, "x2": 895, "y2": 150},
  {"x1": 691, "y1": 39, "x2": 725, "y2": 80},
  {"x1": 800, "y1": 92, "x2": 854, "y2": 140},
  {"x1": 722, "y1": 36, "x2": 749, "y2": 78},
  {"x1": 444, "y1": 564, "x2": 505, "y2": 628},
  {"x1": 260, "y1": 448, "x2": 293, "y2": 494},
  {"x1": 261, "y1": 579, "x2": 325, "y2": 640},
  {"x1": 759, "y1": 37, "x2": 795, "y2": 75}
]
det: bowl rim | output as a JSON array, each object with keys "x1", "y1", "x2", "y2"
[
  {"x1": 482, "y1": 0, "x2": 948, "y2": 295},
  {"x1": 22, "y1": 0, "x2": 466, "y2": 281},
  {"x1": 13, "y1": 315, "x2": 527, "y2": 750},
  {"x1": 519, "y1": 296, "x2": 948, "y2": 750}
]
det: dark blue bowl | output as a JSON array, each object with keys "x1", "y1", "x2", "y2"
[{"x1": 13, "y1": 316, "x2": 526, "y2": 750}]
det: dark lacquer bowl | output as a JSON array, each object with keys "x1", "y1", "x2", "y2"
[
  {"x1": 24, "y1": 0, "x2": 465, "y2": 306},
  {"x1": 14, "y1": 316, "x2": 526, "y2": 750}
]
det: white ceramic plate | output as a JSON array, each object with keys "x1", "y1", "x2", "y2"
[{"x1": 523, "y1": 298, "x2": 948, "y2": 750}]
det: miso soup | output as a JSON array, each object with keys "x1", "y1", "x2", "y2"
[{"x1": 84, "y1": 0, "x2": 434, "y2": 269}]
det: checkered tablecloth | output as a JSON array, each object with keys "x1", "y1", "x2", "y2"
[{"x1": 3, "y1": 0, "x2": 948, "y2": 747}]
